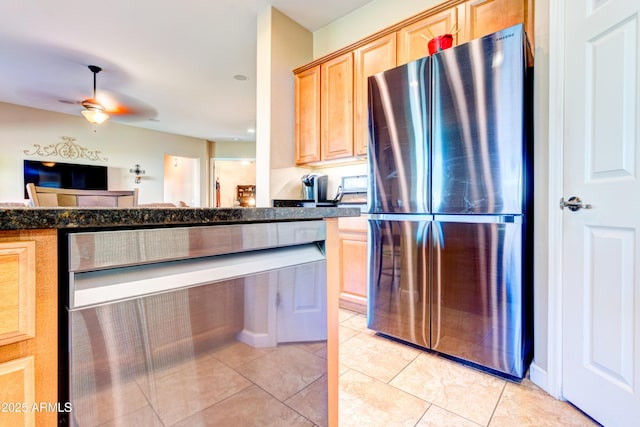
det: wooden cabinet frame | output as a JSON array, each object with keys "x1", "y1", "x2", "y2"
[{"x1": 294, "y1": 0, "x2": 533, "y2": 166}]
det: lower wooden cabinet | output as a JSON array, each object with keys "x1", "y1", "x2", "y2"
[
  {"x1": 0, "y1": 356, "x2": 36, "y2": 427},
  {"x1": 0, "y1": 230, "x2": 58, "y2": 427},
  {"x1": 338, "y1": 215, "x2": 368, "y2": 314}
]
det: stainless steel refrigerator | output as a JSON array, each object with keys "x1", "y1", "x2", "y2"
[{"x1": 367, "y1": 24, "x2": 533, "y2": 379}]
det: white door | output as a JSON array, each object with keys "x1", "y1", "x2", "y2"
[
  {"x1": 277, "y1": 261, "x2": 327, "y2": 343},
  {"x1": 562, "y1": 0, "x2": 640, "y2": 425}
]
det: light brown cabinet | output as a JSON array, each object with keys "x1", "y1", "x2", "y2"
[
  {"x1": 397, "y1": 7, "x2": 461, "y2": 65},
  {"x1": 338, "y1": 215, "x2": 368, "y2": 313},
  {"x1": 0, "y1": 241, "x2": 35, "y2": 346},
  {"x1": 296, "y1": 53, "x2": 354, "y2": 165},
  {"x1": 295, "y1": 65, "x2": 321, "y2": 164},
  {"x1": 353, "y1": 33, "x2": 397, "y2": 157},
  {"x1": 0, "y1": 230, "x2": 58, "y2": 427},
  {"x1": 458, "y1": 0, "x2": 533, "y2": 45},
  {"x1": 293, "y1": 0, "x2": 533, "y2": 166},
  {"x1": 321, "y1": 52, "x2": 354, "y2": 161}
]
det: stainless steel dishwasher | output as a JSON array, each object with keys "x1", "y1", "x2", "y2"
[{"x1": 59, "y1": 221, "x2": 329, "y2": 427}]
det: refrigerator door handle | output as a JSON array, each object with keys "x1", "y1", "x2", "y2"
[
  {"x1": 433, "y1": 214, "x2": 522, "y2": 224},
  {"x1": 369, "y1": 213, "x2": 434, "y2": 221},
  {"x1": 431, "y1": 224, "x2": 441, "y2": 349}
]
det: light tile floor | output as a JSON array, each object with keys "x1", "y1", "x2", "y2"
[
  {"x1": 338, "y1": 309, "x2": 601, "y2": 427},
  {"x1": 78, "y1": 340, "x2": 327, "y2": 426},
  {"x1": 83, "y1": 309, "x2": 601, "y2": 427}
]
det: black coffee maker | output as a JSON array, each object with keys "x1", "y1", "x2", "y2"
[{"x1": 301, "y1": 173, "x2": 328, "y2": 202}]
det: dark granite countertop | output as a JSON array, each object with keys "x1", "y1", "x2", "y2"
[{"x1": 0, "y1": 206, "x2": 361, "y2": 230}]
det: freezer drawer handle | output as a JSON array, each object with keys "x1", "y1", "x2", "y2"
[{"x1": 560, "y1": 196, "x2": 592, "y2": 212}]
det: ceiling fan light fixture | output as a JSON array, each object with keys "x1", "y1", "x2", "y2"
[
  {"x1": 81, "y1": 107, "x2": 110, "y2": 124},
  {"x1": 81, "y1": 65, "x2": 110, "y2": 124}
]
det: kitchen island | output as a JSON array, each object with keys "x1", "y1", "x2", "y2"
[
  {"x1": 0, "y1": 205, "x2": 358, "y2": 230},
  {"x1": 0, "y1": 206, "x2": 359, "y2": 427}
]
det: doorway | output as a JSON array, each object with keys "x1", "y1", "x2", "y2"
[
  {"x1": 164, "y1": 155, "x2": 200, "y2": 207},
  {"x1": 212, "y1": 159, "x2": 256, "y2": 208}
]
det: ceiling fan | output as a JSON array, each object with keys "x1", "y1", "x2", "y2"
[
  {"x1": 81, "y1": 65, "x2": 109, "y2": 124},
  {"x1": 66, "y1": 64, "x2": 157, "y2": 124}
]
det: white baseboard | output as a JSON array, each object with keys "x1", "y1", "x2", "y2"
[
  {"x1": 236, "y1": 329, "x2": 276, "y2": 348},
  {"x1": 530, "y1": 362, "x2": 564, "y2": 400},
  {"x1": 529, "y1": 362, "x2": 548, "y2": 390}
]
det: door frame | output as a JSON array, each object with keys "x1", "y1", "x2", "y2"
[{"x1": 531, "y1": 0, "x2": 565, "y2": 400}]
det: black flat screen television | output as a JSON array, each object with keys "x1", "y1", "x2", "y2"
[{"x1": 23, "y1": 160, "x2": 108, "y2": 198}]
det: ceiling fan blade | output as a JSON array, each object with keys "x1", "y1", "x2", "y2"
[{"x1": 97, "y1": 90, "x2": 157, "y2": 121}]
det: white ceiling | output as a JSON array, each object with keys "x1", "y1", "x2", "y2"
[{"x1": 0, "y1": 0, "x2": 373, "y2": 143}]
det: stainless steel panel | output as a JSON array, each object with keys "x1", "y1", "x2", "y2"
[
  {"x1": 431, "y1": 220, "x2": 527, "y2": 377},
  {"x1": 369, "y1": 213, "x2": 434, "y2": 222},
  {"x1": 67, "y1": 261, "x2": 328, "y2": 426},
  {"x1": 432, "y1": 24, "x2": 527, "y2": 214},
  {"x1": 367, "y1": 57, "x2": 430, "y2": 214},
  {"x1": 69, "y1": 243, "x2": 326, "y2": 309},
  {"x1": 367, "y1": 217, "x2": 431, "y2": 348},
  {"x1": 69, "y1": 220, "x2": 326, "y2": 272},
  {"x1": 434, "y1": 214, "x2": 522, "y2": 224}
]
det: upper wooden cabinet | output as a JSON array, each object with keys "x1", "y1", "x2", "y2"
[
  {"x1": 353, "y1": 33, "x2": 396, "y2": 157},
  {"x1": 397, "y1": 7, "x2": 461, "y2": 66},
  {"x1": 293, "y1": 0, "x2": 533, "y2": 166},
  {"x1": 295, "y1": 65, "x2": 321, "y2": 164},
  {"x1": 321, "y1": 52, "x2": 354, "y2": 161},
  {"x1": 458, "y1": 0, "x2": 533, "y2": 45}
]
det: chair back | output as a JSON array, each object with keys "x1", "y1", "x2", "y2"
[{"x1": 26, "y1": 184, "x2": 138, "y2": 207}]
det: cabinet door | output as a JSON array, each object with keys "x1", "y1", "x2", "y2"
[
  {"x1": 458, "y1": 0, "x2": 533, "y2": 46},
  {"x1": 0, "y1": 230, "x2": 57, "y2": 427},
  {"x1": 0, "y1": 356, "x2": 36, "y2": 427},
  {"x1": 338, "y1": 216, "x2": 369, "y2": 313},
  {"x1": 397, "y1": 8, "x2": 461, "y2": 65},
  {"x1": 0, "y1": 241, "x2": 35, "y2": 346},
  {"x1": 321, "y1": 52, "x2": 354, "y2": 160},
  {"x1": 353, "y1": 33, "x2": 396, "y2": 157},
  {"x1": 295, "y1": 65, "x2": 321, "y2": 164}
]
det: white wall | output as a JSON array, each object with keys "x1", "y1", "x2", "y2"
[
  {"x1": 0, "y1": 102, "x2": 208, "y2": 205},
  {"x1": 313, "y1": 0, "x2": 442, "y2": 58},
  {"x1": 255, "y1": 6, "x2": 317, "y2": 206},
  {"x1": 213, "y1": 140, "x2": 256, "y2": 159},
  {"x1": 163, "y1": 155, "x2": 200, "y2": 207}
]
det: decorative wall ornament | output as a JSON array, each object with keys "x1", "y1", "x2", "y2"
[
  {"x1": 130, "y1": 164, "x2": 146, "y2": 184},
  {"x1": 23, "y1": 136, "x2": 108, "y2": 162}
]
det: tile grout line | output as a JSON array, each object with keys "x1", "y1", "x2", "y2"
[{"x1": 485, "y1": 379, "x2": 507, "y2": 427}]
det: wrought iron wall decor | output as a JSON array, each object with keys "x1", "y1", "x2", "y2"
[
  {"x1": 23, "y1": 136, "x2": 108, "y2": 162},
  {"x1": 130, "y1": 164, "x2": 146, "y2": 184}
]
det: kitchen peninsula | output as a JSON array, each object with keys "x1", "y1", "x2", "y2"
[{"x1": 0, "y1": 206, "x2": 359, "y2": 427}]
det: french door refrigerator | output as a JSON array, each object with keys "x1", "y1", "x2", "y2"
[{"x1": 367, "y1": 24, "x2": 533, "y2": 379}]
